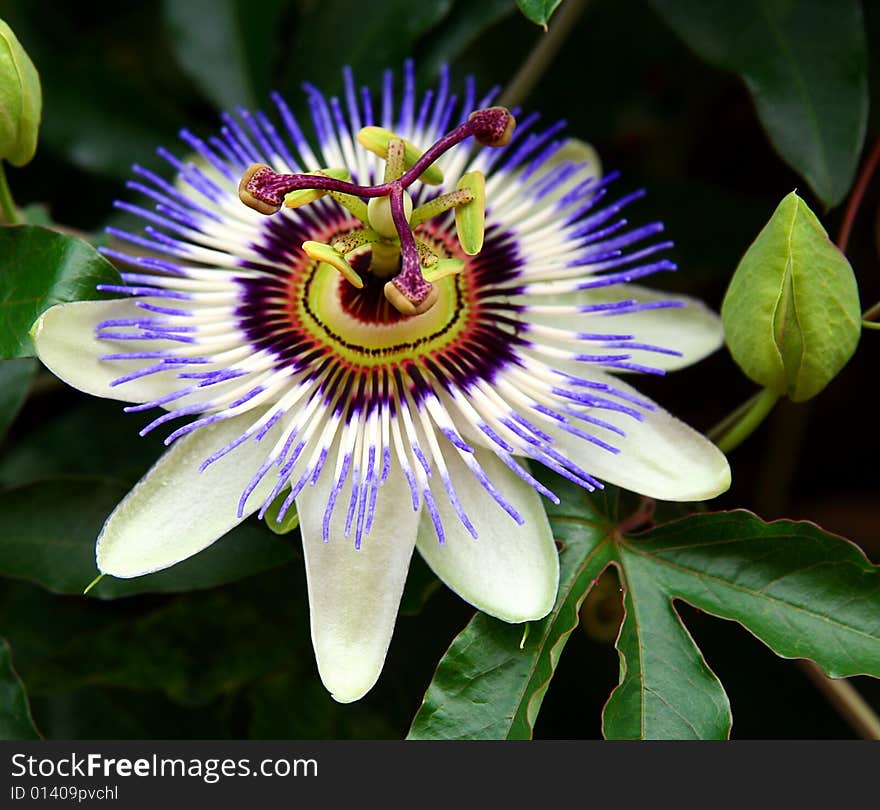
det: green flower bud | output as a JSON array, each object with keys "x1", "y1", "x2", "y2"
[
  {"x1": 721, "y1": 192, "x2": 860, "y2": 402},
  {"x1": 0, "y1": 19, "x2": 41, "y2": 166}
]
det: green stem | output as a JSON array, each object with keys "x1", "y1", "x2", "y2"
[
  {"x1": 799, "y1": 661, "x2": 880, "y2": 740},
  {"x1": 708, "y1": 389, "x2": 763, "y2": 442},
  {"x1": 754, "y1": 398, "x2": 810, "y2": 517},
  {"x1": 0, "y1": 162, "x2": 19, "y2": 224},
  {"x1": 710, "y1": 387, "x2": 781, "y2": 454},
  {"x1": 862, "y1": 300, "x2": 880, "y2": 323},
  {"x1": 498, "y1": 0, "x2": 590, "y2": 109}
]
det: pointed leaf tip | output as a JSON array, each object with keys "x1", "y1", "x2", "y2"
[{"x1": 516, "y1": 0, "x2": 565, "y2": 27}]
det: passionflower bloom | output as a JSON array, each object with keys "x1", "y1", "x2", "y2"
[{"x1": 31, "y1": 63, "x2": 729, "y2": 702}]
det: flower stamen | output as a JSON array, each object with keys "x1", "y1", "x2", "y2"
[{"x1": 238, "y1": 106, "x2": 516, "y2": 315}]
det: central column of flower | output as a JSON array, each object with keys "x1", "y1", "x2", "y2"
[{"x1": 238, "y1": 107, "x2": 515, "y2": 316}]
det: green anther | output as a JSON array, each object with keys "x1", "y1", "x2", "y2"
[
  {"x1": 332, "y1": 228, "x2": 380, "y2": 255},
  {"x1": 422, "y1": 257, "x2": 465, "y2": 282},
  {"x1": 454, "y1": 171, "x2": 486, "y2": 256},
  {"x1": 328, "y1": 190, "x2": 369, "y2": 224},
  {"x1": 302, "y1": 240, "x2": 364, "y2": 288},
  {"x1": 409, "y1": 189, "x2": 475, "y2": 228},
  {"x1": 415, "y1": 239, "x2": 439, "y2": 268},
  {"x1": 356, "y1": 126, "x2": 444, "y2": 186},
  {"x1": 283, "y1": 168, "x2": 350, "y2": 208},
  {"x1": 384, "y1": 138, "x2": 406, "y2": 182}
]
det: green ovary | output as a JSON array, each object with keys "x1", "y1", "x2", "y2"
[{"x1": 299, "y1": 258, "x2": 471, "y2": 368}]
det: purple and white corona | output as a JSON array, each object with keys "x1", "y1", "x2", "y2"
[{"x1": 32, "y1": 63, "x2": 730, "y2": 702}]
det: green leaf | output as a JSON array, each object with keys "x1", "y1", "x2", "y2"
[
  {"x1": 410, "y1": 467, "x2": 880, "y2": 740},
  {"x1": 516, "y1": 0, "x2": 564, "y2": 28},
  {"x1": 19, "y1": 203, "x2": 53, "y2": 227},
  {"x1": 0, "y1": 478, "x2": 297, "y2": 598},
  {"x1": 626, "y1": 511, "x2": 880, "y2": 679},
  {"x1": 721, "y1": 192, "x2": 861, "y2": 401},
  {"x1": 12, "y1": 588, "x2": 292, "y2": 706},
  {"x1": 419, "y1": 0, "x2": 515, "y2": 76},
  {"x1": 279, "y1": 0, "x2": 453, "y2": 100},
  {"x1": 0, "y1": 567, "x2": 307, "y2": 709},
  {"x1": 602, "y1": 561, "x2": 732, "y2": 739},
  {"x1": 0, "y1": 637, "x2": 39, "y2": 739},
  {"x1": 0, "y1": 225, "x2": 119, "y2": 359},
  {"x1": 1, "y1": 2, "x2": 195, "y2": 179},
  {"x1": 249, "y1": 670, "x2": 397, "y2": 739},
  {"x1": 603, "y1": 509, "x2": 880, "y2": 738},
  {"x1": 0, "y1": 398, "x2": 166, "y2": 487},
  {"x1": 648, "y1": 0, "x2": 867, "y2": 207},
  {"x1": 0, "y1": 358, "x2": 35, "y2": 438},
  {"x1": 30, "y1": 686, "x2": 229, "y2": 740},
  {"x1": 162, "y1": 0, "x2": 288, "y2": 110},
  {"x1": 407, "y1": 488, "x2": 615, "y2": 740}
]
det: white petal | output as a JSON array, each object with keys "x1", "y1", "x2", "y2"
[
  {"x1": 32, "y1": 299, "x2": 185, "y2": 403},
  {"x1": 416, "y1": 448, "x2": 559, "y2": 623},
  {"x1": 97, "y1": 409, "x2": 284, "y2": 577},
  {"x1": 297, "y1": 462, "x2": 421, "y2": 704},
  {"x1": 546, "y1": 371, "x2": 730, "y2": 501},
  {"x1": 527, "y1": 283, "x2": 723, "y2": 371}
]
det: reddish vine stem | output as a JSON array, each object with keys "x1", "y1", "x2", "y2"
[
  {"x1": 837, "y1": 134, "x2": 880, "y2": 252},
  {"x1": 616, "y1": 497, "x2": 655, "y2": 534},
  {"x1": 793, "y1": 136, "x2": 880, "y2": 738}
]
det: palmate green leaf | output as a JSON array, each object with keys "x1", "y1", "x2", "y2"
[
  {"x1": 411, "y1": 471, "x2": 880, "y2": 739},
  {"x1": 0, "y1": 358, "x2": 35, "y2": 439},
  {"x1": 625, "y1": 511, "x2": 880, "y2": 678},
  {"x1": 649, "y1": 0, "x2": 867, "y2": 207},
  {"x1": 0, "y1": 478, "x2": 297, "y2": 598},
  {"x1": 604, "y1": 510, "x2": 880, "y2": 738},
  {"x1": 721, "y1": 192, "x2": 861, "y2": 402},
  {"x1": 0, "y1": 637, "x2": 39, "y2": 739},
  {"x1": 162, "y1": 0, "x2": 289, "y2": 110},
  {"x1": 407, "y1": 489, "x2": 616, "y2": 740},
  {"x1": 0, "y1": 226, "x2": 119, "y2": 359},
  {"x1": 602, "y1": 562, "x2": 731, "y2": 739},
  {"x1": 516, "y1": 0, "x2": 564, "y2": 28}
]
